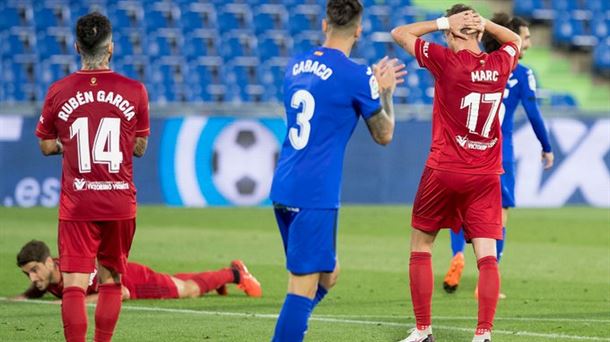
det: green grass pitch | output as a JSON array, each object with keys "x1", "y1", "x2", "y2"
[{"x1": 0, "y1": 206, "x2": 608, "y2": 341}]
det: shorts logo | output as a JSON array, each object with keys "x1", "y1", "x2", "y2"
[{"x1": 73, "y1": 178, "x2": 87, "y2": 191}]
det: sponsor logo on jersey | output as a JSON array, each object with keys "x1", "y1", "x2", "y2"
[
  {"x1": 72, "y1": 179, "x2": 129, "y2": 191},
  {"x1": 456, "y1": 135, "x2": 498, "y2": 150},
  {"x1": 423, "y1": 41, "x2": 430, "y2": 58},
  {"x1": 73, "y1": 178, "x2": 86, "y2": 191}
]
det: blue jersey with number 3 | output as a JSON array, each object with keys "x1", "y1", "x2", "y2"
[{"x1": 270, "y1": 47, "x2": 382, "y2": 209}]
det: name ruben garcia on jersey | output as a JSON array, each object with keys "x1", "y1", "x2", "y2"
[{"x1": 57, "y1": 90, "x2": 136, "y2": 122}]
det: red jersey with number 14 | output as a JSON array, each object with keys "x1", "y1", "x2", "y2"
[
  {"x1": 415, "y1": 38, "x2": 519, "y2": 174},
  {"x1": 36, "y1": 69, "x2": 150, "y2": 221}
]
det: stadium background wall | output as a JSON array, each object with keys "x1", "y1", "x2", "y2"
[{"x1": 1, "y1": 116, "x2": 608, "y2": 208}]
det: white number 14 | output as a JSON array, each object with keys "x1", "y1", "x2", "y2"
[
  {"x1": 460, "y1": 92, "x2": 502, "y2": 138},
  {"x1": 70, "y1": 117, "x2": 123, "y2": 173}
]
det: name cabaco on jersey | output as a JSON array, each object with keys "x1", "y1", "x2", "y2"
[
  {"x1": 57, "y1": 90, "x2": 136, "y2": 122},
  {"x1": 73, "y1": 178, "x2": 130, "y2": 191}
]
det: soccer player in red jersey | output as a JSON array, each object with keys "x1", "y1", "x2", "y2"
[
  {"x1": 35, "y1": 13, "x2": 150, "y2": 342},
  {"x1": 13, "y1": 240, "x2": 262, "y2": 302},
  {"x1": 391, "y1": 4, "x2": 521, "y2": 342}
]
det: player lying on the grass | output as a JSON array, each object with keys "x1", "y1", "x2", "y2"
[
  {"x1": 12, "y1": 240, "x2": 262, "y2": 303},
  {"x1": 392, "y1": 3, "x2": 520, "y2": 342},
  {"x1": 443, "y1": 13, "x2": 555, "y2": 299}
]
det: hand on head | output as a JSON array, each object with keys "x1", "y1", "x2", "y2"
[
  {"x1": 448, "y1": 10, "x2": 485, "y2": 40},
  {"x1": 373, "y1": 56, "x2": 407, "y2": 93}
]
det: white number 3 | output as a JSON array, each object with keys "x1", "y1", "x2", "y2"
[{"x1": 289, "y1": 90, "x2": 315, "y2": 150}]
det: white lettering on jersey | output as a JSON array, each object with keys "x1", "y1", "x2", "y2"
[
  {"x1": 455, "y1": 135, "x2": 498, "y2": 150},
  {"x1": 526, "y1": 69, "x2": 537, "y2": 92},
  {"x1": 292, "y1": 59, "x2": 334, "y2": 80},
  {"x1": 71, "y1": 179, "x2": 130, "y2": 191},
  {"x1": 503, "y1": 45, "x2": 517, "y2": 57},
  {"x1": 423, "y1": 41, "x2": 430, "y2": 58},
  {"x1": 367, "y1": 67, "x2": 380, "y2": 100},
  {"x1": 58, "y1": 90, "x2": 135, "y2": 122},
  {"x1": 471, "y1": 70, "x2": 499, "y2": 82}
]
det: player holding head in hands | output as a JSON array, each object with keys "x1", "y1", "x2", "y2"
[
  {"x1": 392, "y1": 4, "x2": 520, "y2": 342},
  {"x1": 269, "y1": 0, "x2": 405, "y2": 340},
  {"x1": 35, "y1": 12, "x2": 150, "y2": 342},
  {"x1": 443, "y1": 13, "x2": 555, "y2": 299}
]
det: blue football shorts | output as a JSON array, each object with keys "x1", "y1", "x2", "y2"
[{"x1": 273, "y1": 203, "x2": 338, "y2": 275}]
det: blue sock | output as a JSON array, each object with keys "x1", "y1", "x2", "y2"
[
  {"x1": 450, "y1": 228, "x2": 466, "y2": 256},
  {"x1": 496, "y1": 227, "x2": 506, "y2": 262},
  {"x1": 272, "y1": 294, "x2": 314, "y2": 342},
  {"x1": 312, "y1": 284, "x2": 328, "y2": 308}
]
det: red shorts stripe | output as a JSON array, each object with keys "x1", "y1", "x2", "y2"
[
  {"x1": 58, "y1": 219, "x2": 136, "y2": 274},
  {"x1": 411, "y1": 167, "x2": 502, "y2": 241}
]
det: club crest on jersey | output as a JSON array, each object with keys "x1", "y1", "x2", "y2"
[
  {"x1": 73, "y1": 178, "x2": 87, "y2": 191},
  {"x1": 89, "y1": 77, "x2": 97, "y2": 86}
]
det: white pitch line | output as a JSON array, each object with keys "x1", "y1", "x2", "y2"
[
  {"x1": 313, "y1": 313, "x2": 610, "y2": 324},
  {"x1": 2, "y1": 298, "x2": 609, "y2": 341}
]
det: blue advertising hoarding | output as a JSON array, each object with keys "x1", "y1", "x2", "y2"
[{"x1": 1, "y1": 116, "x2": 608, "y2": 208}]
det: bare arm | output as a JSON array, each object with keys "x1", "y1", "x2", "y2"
[
  {"x1": 365, "y1": 58, "x2": 406, "y2": 146},
  {"x1": 483, "y1": 18, "x2": 521, "y2": 49},
  {"x1": 392, "y1": 11, "x2": 479, "y2": 56},
  {"x1": 133, "y1": 137, "x2": 148, "y2": 157},
  {"x1": 39, "y1": 139, "x2": 62, "y2": 156}
]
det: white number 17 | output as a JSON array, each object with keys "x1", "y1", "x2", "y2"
[{"x1": 460, "y1": 92, "x2": 502, "y2": 138}]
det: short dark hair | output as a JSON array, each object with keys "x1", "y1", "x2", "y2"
[
  {"x1": 445, "y1": 4, "x2": 478, "y2": 37},
  {"x1": 17, "y1": 240, "x2": 51, "y2": 267},
  {"x1": 446, "y1": 3, "x2": 474, "y2": 16},
  {"x1": 326, "y1": 0, "x2": 363, "y2": 30},
  {"x1": 76, "y1": 12, "x2": 112, "y2": 57},
  {"x1": 482, "y1": 13, "x2": 529, "y2": 52}
]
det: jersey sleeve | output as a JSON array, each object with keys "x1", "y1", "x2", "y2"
[
  {"x1": 35, "y1": 85, "x2": 58, "y2": 140},
  {"x1": 135, "y1": 83, "x2": 150, "y2": 137},
  {"x1": 414, "y1": 38, "x2": 448, "y2": 78},
  {"x1": 352, "y1": 65, "x2": 382, "y2": 120},
  {"x1": 520, "y1": 68, "x2": 552, "y2": 152},
  {"x1": 494, "y1": 42, "x2": 520, "y2": 73}
]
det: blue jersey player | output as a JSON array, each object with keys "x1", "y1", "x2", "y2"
[
  {"x1": 442, "y1": 13, "x2": 554, "y2": 298},
  {"x1": 269, "y1": 1, "x2": 405, "y2": 340}
]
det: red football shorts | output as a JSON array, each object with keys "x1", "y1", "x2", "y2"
[
  {"x1": 122, "y1": 262, "x2": 179, "y2": 299},
  {"x1": 411, "y1": 167, "x2": 502, "y2": 241},
  {"x1": 58, "y1": 219, "x2": 136, "y2": 274}
]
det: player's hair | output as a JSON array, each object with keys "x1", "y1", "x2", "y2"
[
  {"x1": 482, "y1": 13, "x2": 529, "y2": 52},
  {"x1": 326, "y1": 0, "x2": 363, "y2": 31},
  {"x1": 445, "y1": 4, "x2": 479, "y2": 38},
  {"x1": 17, "y1": 240, "x2": 51, "y2": 267},
  {"x1": 75, "y1": 12, "x2": 112, "y2": 60}
]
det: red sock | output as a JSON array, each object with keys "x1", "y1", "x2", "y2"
[
  {"x1": 477, "y1": 256, "x2": 500, "y2": 330},
  {"x1": 62, "y1": 286, "x2": 88, "y2": 342},
  {"x1": 94, "y1": 283, "x2": 123, "y2": 342},
  {"x1": 409, "y1": 252, "x2": 433, "y2": 329},
  {"x1": 181, "y1": 268, "x2": 235, "y2": 295}
]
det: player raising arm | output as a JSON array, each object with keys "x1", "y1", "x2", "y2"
[
  {"x1": 443, "y1": 13, "x2": 555, "y2": 299},
  {"x1": 35, "y1": 12, "x2": 150, "y2": 342},
  {"x1": 269, "y1": 0, "x2": 405, "y2": 341},
  {"x1": 12, "y1": 240, "x2": 261, "y2": 303},
  {"x1": 391, "y1": 4, "x2": 520, "y2": 342}
]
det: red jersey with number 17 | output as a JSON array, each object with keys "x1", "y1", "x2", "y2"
[
  {"x1": 35, "y1": 69, "x2": 150, "y2": 221},
  {"x1": 415, "y1": 38, "x2": 519, "y2": 174}
]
